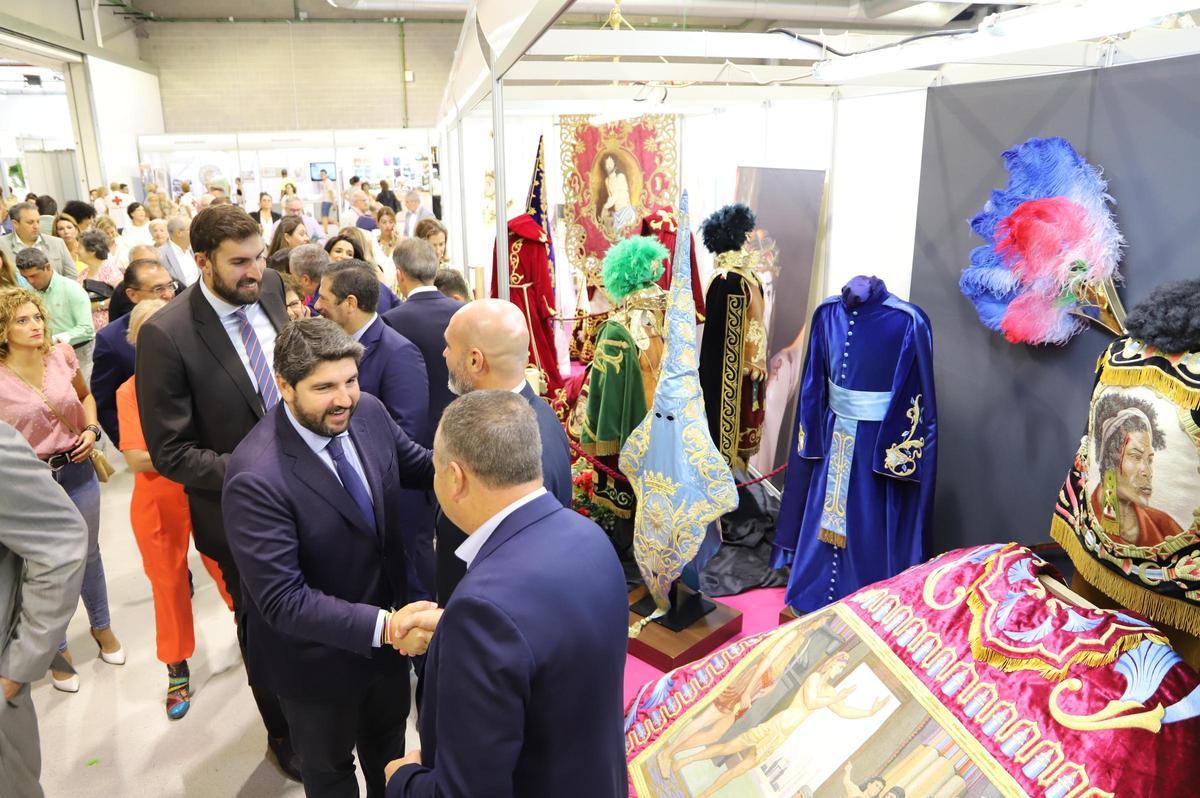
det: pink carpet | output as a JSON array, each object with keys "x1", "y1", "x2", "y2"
[{"x1": 623, "y1": 587, "x2": 788, "y2": 706}]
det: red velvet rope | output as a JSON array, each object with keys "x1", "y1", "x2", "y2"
[{"x1": 569, "y1": 439, "x2": 787, "y2": 487}]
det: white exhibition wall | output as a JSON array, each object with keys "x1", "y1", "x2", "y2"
[
  {"x1": 0, "y1": 94, "x2": 76, "y2": 153},
  {"x1": 450, "y1": 89, "x2": 927, "y2": 309},
  {"x1": 87, "y1": 55, "x2": 165, "y2": 192}
]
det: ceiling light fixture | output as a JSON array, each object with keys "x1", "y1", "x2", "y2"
[{"x1": 812, "y1": 0, "x2": 1200, "y2": 82}]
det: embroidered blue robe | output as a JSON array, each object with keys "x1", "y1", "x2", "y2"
[{"x1": 772, "y1": 276, "x2": 937, "y2": 612}]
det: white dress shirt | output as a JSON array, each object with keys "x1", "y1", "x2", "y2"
[
  {"x1": 455, "y1": 487, "x2": 548, "y2": 568},
  {"x1": 170, "y1": 240, "x2": 200, "y2": 286},
  {"x1": 198, "y1": 277, "x2": 278, "y2": 395},
  {"x1": 283, "y1": 403, "x2": 388, "y2": 646},
  {"x1": 405, "y1": 284, "x2": 439, "y2": 299},
  {"x1": 349, "y1": 313, "x2": 378, "y2": 343}
]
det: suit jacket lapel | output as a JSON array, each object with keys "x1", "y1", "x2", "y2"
[
  {"x1": 260, "y1": 270, "x2": 290, "y2": 332},
  {"x1": 189, "y1": 286, "x2": 264, "y2": 417},
  {"x1": 357, "y1": 318, "x2": 383, "y2": 372},
  {"x1": 276, "y1": 409, "x2": 378, "y2": 539},
  {"x1": 469, "y1": 493, "x2": 561, "y2": 571}
]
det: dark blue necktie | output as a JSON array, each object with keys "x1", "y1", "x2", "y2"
[{"x1": 326, "y1": 436, "x2": 376, "y2": 532}]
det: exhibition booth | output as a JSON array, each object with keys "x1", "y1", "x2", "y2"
[{"x1": 434, "y1": 2, "x2": 1200, "y2": 795}]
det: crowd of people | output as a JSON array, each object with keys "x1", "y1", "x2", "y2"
[{"x1": 0, "y1": 186, "x2": 630, "y2": 798}]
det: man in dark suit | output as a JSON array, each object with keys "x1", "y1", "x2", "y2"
[
  {"x1": 225, "y1": 319, "x2": 438, "y2": 797},
  {"x1": 384, "y1": 391, "x2": 628, "y2": 798},
  {"x1": 90, "y1": 258, "x2": 177, "y2": 446},
  {"x1": 136, "y1": 204, "x2": 299, "y2": 779},
  {"x1": 315, "y1": 259, "x2": 436, "y2": 599},
  {"x1": 434, "y1": 298, "x2": 572, "y2": 602},
  {"x1": 381, "y1": 239, "x2": 462, "y2": 445},
  {"x1": 107, "y1": 244, "x2": 164, "y2": 323}
]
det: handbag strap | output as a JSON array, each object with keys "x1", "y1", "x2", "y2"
[{"x1": 0, "y1": 360, "x2": 84, "y2": 437}]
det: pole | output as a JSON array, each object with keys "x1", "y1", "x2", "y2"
[
  {"x1": 491, "y1": 68, "x2": 509, "y2": 301},
  {"x1": 455, "y1": 120, "x2": 469, "y2": 276}
]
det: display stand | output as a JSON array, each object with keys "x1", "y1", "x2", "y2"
[{"x1": 627, "y1": 585, "x2": 742, "y2": 672}]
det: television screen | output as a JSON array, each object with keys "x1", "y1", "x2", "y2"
[{"x1": 310, "y1": 162, "x2": 336, "y2": 181}]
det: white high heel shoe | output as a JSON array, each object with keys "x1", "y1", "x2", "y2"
[
  {"x1": 91, "y1": 629, "x2": 126, "y2": 666},
  {"x1": 52, "y1": 672, "x2": 80, "y2": 693}
]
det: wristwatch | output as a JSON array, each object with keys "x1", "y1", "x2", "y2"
[{"x1": 84, "y1": 424, "x2": 102, "y2": 440}]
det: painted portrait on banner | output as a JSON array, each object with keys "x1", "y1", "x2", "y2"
[{"x1": 559, "y1": 114, "x2": 678, "y2": 301}]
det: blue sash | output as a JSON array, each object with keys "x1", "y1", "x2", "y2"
[{"x1": 819, "y1": 380, "x2": 892, "y2": 547}]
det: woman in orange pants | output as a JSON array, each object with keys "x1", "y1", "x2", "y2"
[{"x1": 116, "y1": 299, "x2": 234, "y2": 719}]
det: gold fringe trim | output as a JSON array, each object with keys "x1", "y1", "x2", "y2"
[
  {"x1": 629, "y1": 614, "x2": 656, "y2": 639},
  {"x1": 591, "y1": 491, "x2": 633, "y2": 519},
  {"x1": 578, "y1": 439, "x2": 623, "y2": 457},
  {"x1": 1099, "y1": 365, "x2": 1200, "y2": 410},
  {"x1": 1051, "y1": 515, "x2": 1200, "y2": 636},
  {"x1": 818, "y1": 528, "x2": 847, "y2": 549},
  {"x1": 966, "y1": 581, "x2": 1154, "y2": 681}
]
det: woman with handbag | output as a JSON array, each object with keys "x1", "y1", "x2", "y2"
[
  {"x1": 0, "y1": 287, "x2": 124, "y2": 692},
  {"x1": 76, "y1": 230, "x2": 121, "y2": 332}
]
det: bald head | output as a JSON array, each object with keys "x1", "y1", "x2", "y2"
[
  {"x1": 128, "y1": 244, "x2": 161, "y2": 266},
  {"x1": 444, "y1": 299, "x2": 531, "y2": 394}
]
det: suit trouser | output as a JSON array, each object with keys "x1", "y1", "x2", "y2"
[
  {"x1": 0, "y1": 685, "x2": 44, "y2": 798},
  {"x1": 278, "y1": 667, "x2": 411, "y2": 798},
  {"x1": 130, "y1": 480, "x2": 233, "y2": 664},
  {"x1": 188, "y1": 495, "x2": 291, "y2": 741}
]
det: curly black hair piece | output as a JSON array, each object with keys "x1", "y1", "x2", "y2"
[
  {"x1": 701, "y1": 203, "x2": 756, "y2": 255},
  {"x1": 1125, "y1": 278, "x2": 1200, "y2": 353}
]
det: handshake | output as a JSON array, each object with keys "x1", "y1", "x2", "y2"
[{"x1": 385, "y1": 601, "x2": 443, "y2": 656}]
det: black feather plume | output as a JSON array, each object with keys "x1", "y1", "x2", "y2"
[
  {"x1": 1125, "y1": 278, "x2": 1200, "y2": 353},
  {"x1": 701, "y1": 204, "x2": 756, "y2": 254}
]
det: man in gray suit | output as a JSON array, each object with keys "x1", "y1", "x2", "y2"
[
  {"x1": 401, "y1": 191, "x2": 435, "y2": 237},
  {"x1": 0, "y1": 202, "x2": 76, "y2": 280},
  {"x1": 0, "y1": 422, "x2": 87, "y2": 798}
]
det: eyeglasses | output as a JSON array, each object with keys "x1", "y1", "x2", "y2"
[
  {"x1": 132, "y1": 281, "x2": 179, "y2": 297},
  {"x1": 286, "y1": 299, "x2": 304, "y2": 311}
]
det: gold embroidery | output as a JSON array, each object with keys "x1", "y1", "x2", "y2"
[
  {"x1": 1048, "y1": 678, "x2": 1166, "y2": 733},
  {"x1": 818, "y1": 429, "x2": 853, "y2": 548},
  {"x1": 796, "y1": 423, "x2": 806, "y2": 454},
  {"x1": 718, "y1": 292, "x2": 746, "y2": 469},
  {"x1": 508, "y1": 239, "x2": 524, "y2": 286},
  {"x1": 884, "y1": 394, "x2": 925, "y2": 478}
]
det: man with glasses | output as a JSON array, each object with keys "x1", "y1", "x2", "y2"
[
  {"x1": 91, "y1": 256, "x2": 177, "y2": 447},
  {"x1": 2, "y1": 202, "x2": 77, "y2": 278},
  {"x1": 283, "y1": 196, "x2": 326, "y2": 244}
]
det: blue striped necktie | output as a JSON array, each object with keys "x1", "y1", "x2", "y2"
[
  {"x1": 232, "y1": 307, "x2": 279, "y2": 410},
  {"x1": 326, "y1": 436, "x2": 377, "y2": 532}
]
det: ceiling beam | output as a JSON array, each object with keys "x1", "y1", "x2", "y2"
[
  {"x1": 527, "y1": 28, "x2": 826, "y2": 61},
  {"x1": 506, "y1": 58, "x2": 938, "y2": 86}
]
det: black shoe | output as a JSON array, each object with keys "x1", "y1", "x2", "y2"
[{"x1": 267, "y1": 735, "x2": 303, "y2": 782}]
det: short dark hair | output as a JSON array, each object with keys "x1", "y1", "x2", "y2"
[
  {"x1": 434, "y1": 268, "x2": 469, "y2": 300},
  {"x1": 35, "y1": 195, "x2": 57, "y2": 216},
  {"x1": 862, "y1": 778, "x2": 886, "y2": 791},
  {"x1": 190, "y1": 205, "x2": 261, "y2": 257},
  {"x1": 79, "y1": 230, "x2": 111, "y2": 259},
  {"x1": 15, "y1": 248, "x2": 49, "y2": 270},
  {"x1": 324, "y1": 234, "x2": 364, "y2": 261},
  {"x1": 124, "y1": 257, "x2": 166, "y2": 289},
  {"x1": 349, "y1": 176, "x2": 360, "y2": 186},
  {"x1": 884, "y1": 789, "x2": 905, "y2": 798},
  {"x1": 324, "y1": 260, "x2": 380, "y2": 314},
  {"x1": 437, "y1": 391, "x2": 542, "y2": 488},
  {"x1": 267, "y1": 248, "x2": 292, "y2": 274},
  {"x1": 127, "y1": 201, "x2": 144, "y2": 219},
  {"x1": 62, "y1": 200, "x2": 96, "y2": 223},
  {"x1": 274, "y1": 317, "x2": 363, "y2": 387}
]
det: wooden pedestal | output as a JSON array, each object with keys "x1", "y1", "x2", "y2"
[
  {"x1": 779, "y1": 605, "x2": 799, "y2": 625},
  {"x1": 627, "y1": 587, "x2": 743, "y2": 672}
]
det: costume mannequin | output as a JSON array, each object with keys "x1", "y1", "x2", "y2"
[
  {"x1": 640, "y1": 207, "x2": 705, "y2": 321},
  {"x1": 1052, "y1": 279, "x2": 1200, "y2": 666},
  {"x1": 772, "y1": 276, "x2": 937, "y2": 612},
  {"x1": 578, "y1": 236, "x2": 670, "y2": 561},
  {"x1": 698, "y1": 204, "x2": 767, "y2": 471}
]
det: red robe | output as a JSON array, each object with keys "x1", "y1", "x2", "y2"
[
  {"x1": 641, "y1": 207, "x2": 706, "y2": 321},
  {"x1": 493, "y1": 214, "x2": 562, "y2": 397}
]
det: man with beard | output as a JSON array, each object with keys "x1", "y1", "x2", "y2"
[
  {"x1": 224, "y1": 318, "x2": 440, "y2": 796},
  {"x1": 433, "y1": 299, "x2": 571, "y2": 601},
  {"x1": 136, "y1": 204, "x2": 300, "y2": 779}
]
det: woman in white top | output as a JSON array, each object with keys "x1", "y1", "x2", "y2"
[
  {"x1": 120, "y1": 203, "x2": 154, "y2": 246},
  {"x1": 176, "y1": 181, "x2": 199, "y2": 219}
]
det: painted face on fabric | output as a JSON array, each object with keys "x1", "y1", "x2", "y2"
[
  {"x1": 286, "y1": 358, "x2": 360, "y2": 437},
  {"x1": 1117, "y1": 429, "x2": 1154, "y2": 507}
]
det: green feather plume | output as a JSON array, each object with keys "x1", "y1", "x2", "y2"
[{"x1": 602, "y1": 236, "x2": 668, "y2": 302}]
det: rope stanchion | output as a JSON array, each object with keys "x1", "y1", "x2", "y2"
[{"x1": 569, "y1": 439, "x2": 787, "y2": 488}]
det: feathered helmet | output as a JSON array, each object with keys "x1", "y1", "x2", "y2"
[
  {"x1": 701, "y1": 204, "x2": 756, "y2": 255},
  {"x1": 602, "y1": 235, "x2": 668, "y2": 303}
]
